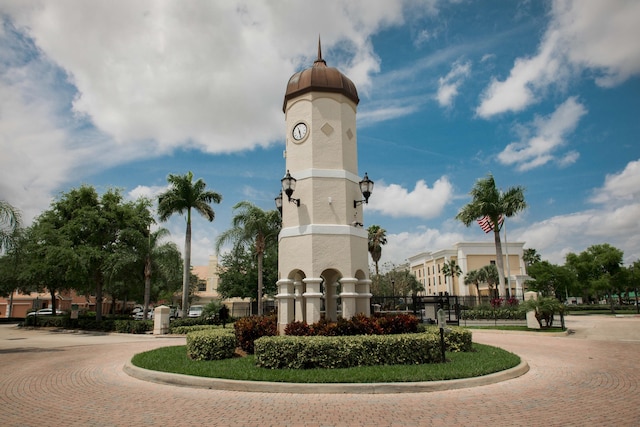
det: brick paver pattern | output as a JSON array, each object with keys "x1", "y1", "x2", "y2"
[{"x1": 1, "y1": 315, "x2": 639, "y2": 426}]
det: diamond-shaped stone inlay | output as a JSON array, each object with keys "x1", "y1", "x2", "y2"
[
  {"x1": 346, "y1": 128, "x2": 354, "y2": 140},
  {"x1": 321, "y1": 123, "x2": 334, "y2": 136}
]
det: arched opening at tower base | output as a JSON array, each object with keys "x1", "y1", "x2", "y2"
[{"x1": 276, "y1": 269, "x2": 372, "y2": 334}]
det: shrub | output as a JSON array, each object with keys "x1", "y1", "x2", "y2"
[
  {"x1": 186, "y1": 329, "x2": 237, "y2": 361},
  {"x1": 114, "y1": 320, "x2": 151, "y2": 334},
  {"x1": 286, "y1": 314, "x2": 419, "y2": 337},
  {"x1": 254, "y1": 333, "x2": 442, "y2": 369},
  {"x1": 521, "y1": 297, "x2": 565, "y2": 328},
  {"x1": 375, "y1": 313, "x2": 419, "y2": 334},
  {"x1": 284, "y1": 321, "x2": 312, "y2": 336},
  {"x1": 171, "y1": 324, "x2": 229, "y2": 335},
  {"x1": 460, "y1": 306, "x2": 525, "y2": 320},
  {"x1": 234, "y1": 315, "x2": 277, "y2": 354}
]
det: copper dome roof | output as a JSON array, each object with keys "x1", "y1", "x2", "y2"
[{"x1": 283, "y1": 40, "x2": 359, "y2": 112}]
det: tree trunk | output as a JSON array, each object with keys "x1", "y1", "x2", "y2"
[
  {"x1": 50, "y1": 288, "x2": 56, "y2": 313},
  {"x1": 95, "y1": 273, "x2": 103, "y2": 321},
  {"x1": 257, "y1": 251, "x2": 263, "y2": 316},
  {"x1": 182, "y1": 211, "x2": 191, "y2": 317},
  {"x1": 493, "y1": 228, "x2": 507, "y2": 297},
  {"x1": 144, "y1": 254, "x2": 151, "y2": 320}
]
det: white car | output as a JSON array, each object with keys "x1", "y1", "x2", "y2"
[
  {"x1": 133, "y1": 310, "x2": 154, "y2": 320},
  {"x1": 27, "y1": 308, "x2": 64, "y2": 316},
  {"x1": 187, "y1": 305, "x2": 204, "y2": 318}
]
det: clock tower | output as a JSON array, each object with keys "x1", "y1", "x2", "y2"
[{"x1": 276, "y1": 40, "x2": 372, "y2": 333}]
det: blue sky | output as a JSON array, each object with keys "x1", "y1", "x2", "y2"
[{"x1": 1, "y1": 0, "x2": 639, "y2": 269}]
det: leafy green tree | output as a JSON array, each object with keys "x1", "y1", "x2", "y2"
[
  {"x1": 104, "y1": 226, "x2": 182, "y2": 319},
  {"x1": 0, "y1": 199, "x2": 22, "y2": 253},
  {"x1": 526, "y1": 261, "x2": 576, "y2": 299},
  {"x1": 367, "y1": 225, "x2": 387, "y2": 276},
  {"x1": 442, "y1": 259, "x2": 462, "y2": 295},
  {"x1": 215, "y1": 201, "x2": 280, "y2": 315},
  {"x1": 456, "y1": 174, "x2": 526, "y2": 297},
  {"x1": 217, "y1": 243, "x2": 278, "y2": 301},
  {"x1": 158, "y1": 171, "x2": 222, "y2": 317},
  {"x1": 0, "y1": 188, "x2": 150, "y2": 319},
  {"x1": 565, "y1": 243, "x2": 623, "y2": 303}
]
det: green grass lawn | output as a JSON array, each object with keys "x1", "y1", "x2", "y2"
[{"x1": 131, "y1": 343, "x2": 520, "y2": 383}]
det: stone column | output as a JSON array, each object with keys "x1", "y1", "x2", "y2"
[
  {"x1": 303, "y1": 278, "x2": 323, "y2": 324},
  {"x1": 340, "y1": 277, "x2": 359, "y2": 319},
  {"x1": 356, "y1": 279, "x2": 372, "y2": 316},
  {"x1": 276, "y1": 279, "x2": 295, "y2": 334},
  {"x1": 325, "y1": 280, "x2": 340, "y2": 321},
  {"x1": 294, "y1": 280, "x2": 305, "y2": 322},
  {"x1": 524, "y1": 291, "x2": 539, "y2": 329}
]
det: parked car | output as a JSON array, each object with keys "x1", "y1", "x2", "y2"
[
  {"x1": 27, "y1": 308, "x2": 64, "y2": 316},
  {"x1": 133, "y1": 309, "x2": 153, "y2": 320},
  {"x1": 187, "y1": 305, "x2": 203, "y2": 318}
]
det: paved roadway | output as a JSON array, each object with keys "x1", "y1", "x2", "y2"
[{"x1": 1, "y1": 315, "x2": 639, "y2": 427}]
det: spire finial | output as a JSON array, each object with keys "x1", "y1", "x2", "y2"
[{"x1": 314, "y1": 35, "x2": 326, "y2": 66}]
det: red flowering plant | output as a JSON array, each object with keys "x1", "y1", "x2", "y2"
[{"x1": 490, "y1": 298, "x2": 504, "y2": 309}]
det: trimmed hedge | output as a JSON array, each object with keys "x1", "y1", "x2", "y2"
[
  {"x1": 460, "y1": 307, "x2": 525, "y2": 320},
  {"x1": 114, "y1": 320, "x2": 152, "y2": 334},
  {"x1": 171, "y1": 324, "x2": 231, "y2": 335},
  {"x1": 186, "y1": 328, "x2": 237, "y2": 361},
  {"x1": 254, "y1": 327, "x2": 473, "y2": 369}
]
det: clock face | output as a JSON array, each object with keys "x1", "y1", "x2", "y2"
[{"x1": 292, "y1": 122, "x2": 308, "y2": 141}]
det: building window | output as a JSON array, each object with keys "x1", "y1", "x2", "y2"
[
  {"x1": 490, "y1": 260, "x2": 496, "y2": 265},
  {"x1": 198, "y1": 280, "x2": 206, "y2": 292}
]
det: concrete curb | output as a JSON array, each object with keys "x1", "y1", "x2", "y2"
[{"x1": 123, "y1": 359, "x2": 529, "y2": 394}]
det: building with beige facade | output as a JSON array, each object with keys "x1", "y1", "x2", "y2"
[{"x1": 408, "y1": 241, "x2": 530, "y2": 299}]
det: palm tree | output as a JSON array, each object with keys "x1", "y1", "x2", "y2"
[
  {"x1": 215, "y1": 201, "x2": 280, "y2": 316},
  {"x1": 480, "y1": 264, "x2": 500, "y2": 298},
  {"x1": 158, "y1": 171, "x2": 222, "y2": 316},
  {"x1": 442, "y1": 259, "x2": 462, "y2": 295},
  {"x1": 367, "y1": 225, "x2": 387, "y2": 276},
  {"x1": 0, "y1": 199, "x2": 22, "y2": 253},
  {"x1": 523, "y1": 248, "x2": 542, "y2": 269},
  {"x1": 464, "y1": 269, "x2": 482, "y2": 304},
  {"x1": 456, "y1": 174, "x2": 526, "y2": 297}
]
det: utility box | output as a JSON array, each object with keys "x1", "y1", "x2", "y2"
[
  {"x1": 525, "y1": 291, "x2": 540, "y2": 329},
  {"x1": 153, "y1": 305, "x2": 170, "y2": 335}
]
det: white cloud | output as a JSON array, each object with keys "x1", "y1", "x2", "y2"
[
  {"x1": 2, "y1": 1, "x2": 427, "y2": 153},
  {"x1": 127, "y1": 185, "x2": 167, "y2": 201},
  {"x1": 590, "y1": 159, "x2": 640, "y2": 205},
  {"x1": 497, "y1": 97, "x2": 587, "y2": 171},
  {"x1": 367, "y1": 177, "x2": 453, "y2": 219},
  {"x1": 381, "y1": 227, "x2": 465, "y2": 267},
  {"x1": 0, "y1": 0, "x2": 439, "y2": 226},
  {"x1": 435, "y1": 60, "x2": 471, "y2": 107},
  {"x1": 476, "y1": 0, "x2": 640, "y2": 117},
  {"x1": 515, "y1": 159, "x2": 640, "y2": 264}
]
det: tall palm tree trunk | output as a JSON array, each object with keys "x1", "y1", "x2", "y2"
[
  {"x1": 493, "y1": 228, "x2": 507, "y2": 297},
  {"x1": 144, "y1": 254, "x2": 151, "y2": 319},
  {"x1": 182, "y1": 211, "x2": 192, "y2": 316},
  {"x1": 257, "y1": 252, "x2": 263, "y2": 316}
]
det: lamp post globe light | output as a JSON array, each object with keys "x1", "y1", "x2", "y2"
[
  {"x1": 280, "y1": 170, "x2": 300, "y2": 207},
  {"x1": 354, "y1": 173, "x2": 374, "y2": 208}
]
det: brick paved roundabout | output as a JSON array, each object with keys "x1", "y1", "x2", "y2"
[{"x1": 1, "y1": 315, "x2": 639, "y2": 427}]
